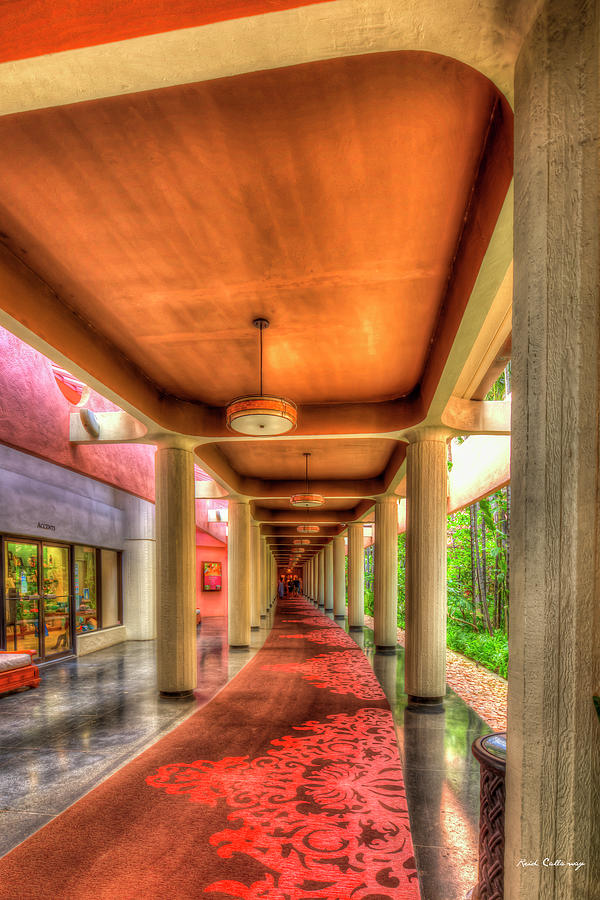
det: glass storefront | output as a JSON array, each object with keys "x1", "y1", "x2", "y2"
[
  {"x1": 4, "y1": 541, "x2": 40, "y2": 655},
  {"x1": 42, "y1": 545, "x2": 71, "y2": 656},
  {"x1": 4, "y1": 540, "x2": 71, "y2": 659},
  {"x1": 1, "y1": 535, "x2": 122, "y2": 661},
  {"x1": 74, "y1": 545, "x2": 98, "y2": 634}
]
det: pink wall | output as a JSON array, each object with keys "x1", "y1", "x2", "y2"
[
  {"x1": 196, "y1": 528, "x2": 228, "y2": 617},
  {"x1": 194, "y1": 498, "x2": 228, "y2": 545},
  {"x1": 0, "y1": 327, "x2": 156, "y2": 500}
]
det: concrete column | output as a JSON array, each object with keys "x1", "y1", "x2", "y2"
[
  {"x1": 374, "y1": 495, "x2": 397, "y2": 653},
  {"x1": 309, "y1": 558, "x2": 314, "y2": 601},
  {"x1": 260, "y1": 537, "x2": 267, "y2": 618},
  {"x1": 250, "y1": 522, "x2": 261, "y2": 631},
  {"x1": 123, "y1": 495, "x2": 156, "y2": 640},
  {"x1": 155, "y1": 444, "x2": 196, "y2": 696},
  {"x1": 506, "y1": 5, "x2": 600, "y2": 896},
  {"x1": 228, "y1": 498, "x2": 251, "y2": 647},
  {"x1": 347, "y1": 522, "x2": 364, "y2": 630},
  {"x1": 317, "y1": 550, "x2": 325, "y2": 607},
  {"x1": 324, "y1": 542, "x2": 334, "y2": 610},
  {"x1": 404, "y1": 433, "x2": 447, "y2": 703},
  {"x1": 333, "y1": 534, "x2": 346, "y2": 618}
]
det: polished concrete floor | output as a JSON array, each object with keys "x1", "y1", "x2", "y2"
[{"x1": 0, "y1": 607, "x2": 490, "y2": 899}]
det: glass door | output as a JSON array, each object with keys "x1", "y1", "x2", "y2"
[
  {"x1": 4, "y1": 541, "x2": 41, "y2": 655},
  {"x1": 42, "y1": 544, "x2": 71, "y2": 657}
]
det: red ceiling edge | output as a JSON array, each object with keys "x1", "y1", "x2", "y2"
[{"x1": 0, "y1": 0, "x2": 330, "y2": 64}]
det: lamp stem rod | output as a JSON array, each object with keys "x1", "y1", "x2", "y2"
[{"x1": 259, "y1": 324, "x2": 263, "y2": 396}]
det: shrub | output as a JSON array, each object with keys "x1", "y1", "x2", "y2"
[{"x1": 446, "y1": 623, "x2": 508, "y2": 678}]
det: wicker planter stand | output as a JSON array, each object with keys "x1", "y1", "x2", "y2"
[{"x1": 468, "y1": 732, "x2": 507, "y2": 900}]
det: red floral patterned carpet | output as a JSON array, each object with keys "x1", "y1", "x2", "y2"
[{"x1": 0, "y1": 597, "x2": 420, "y2": 900}]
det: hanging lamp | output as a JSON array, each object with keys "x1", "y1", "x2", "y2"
[
  {"x1": 226, "y1": 318, "x2": 297, "y2": 435},
  {"x1": 297, "y1": 525, "x2": 320, "y2": 534},
  {"x1": 290, "y1": 452, "x2": 324, "y2": 508}
]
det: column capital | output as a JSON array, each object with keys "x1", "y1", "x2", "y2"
[
  {"x1": 154, "y1": 433, "x2": 197, "y2": 451},
  {"x1": 402, "y1": 426, "x2": 450, "y2": 445},
  {"x1": 375, "y1": 494, "x2": 398, "y2": 506}
]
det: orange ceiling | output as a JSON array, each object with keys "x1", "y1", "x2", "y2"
[
  {"x1": 0, "y1": 51, "x2": 510, "y2": 412},
  {"x1": 0, "y1": 47, "x2": 513, "y2": 531},
  {"x1": 0, "y1": 0, "x2": 328, "y2": 63},
  {"x1": 216, "y1": 439, "x2": 398, "y2": 481},
  {"x1": 258, "y1": 499, "x2": 360, "y2": 511}
]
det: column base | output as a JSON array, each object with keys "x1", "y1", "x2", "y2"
[
  {"x1": 159, "y1": 689, "x2": 194, "y2": 699},
  {"x1": 260, "y1": 614, "x2": 266, "y2": 619},
  {"x1": 318, "y1": 603, "x2": 325, "y2": 608},
  {"x1": 334, "y1": 614, "x2": 345, "y2": 620},
  {"x1": 349, "y1": 625, "x2": 364, "y2": 632},
  {"x1": 251, "y1": 626, "x2": 260, "y2": 631},
  {"x1": 229, "y1": 644, "x2": 250, "y2": 650},
  {"x1": 407, "y1": 694, "x2": 445, "y2": 707},
  {"x1": 375, "y1": 645, "x2": 397, "y2": 656}
]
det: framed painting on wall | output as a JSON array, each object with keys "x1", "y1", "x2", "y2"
[{"x1": 203, "y1": 561, "x2": 222, "y2": 591}]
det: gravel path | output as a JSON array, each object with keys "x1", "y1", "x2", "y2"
[{"x1": 364, "y1": 615, "x2": 507, "y2": 732}]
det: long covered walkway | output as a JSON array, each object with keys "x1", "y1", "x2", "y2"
[{"x1": 0, "y1": 602, "x2": 488, "y2": 900}]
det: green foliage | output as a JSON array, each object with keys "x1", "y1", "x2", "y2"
[
  {"x1": 364, "y1": 368, "x2": 511, "y2": 681},
  {"x1": 397, "y1": 534, "x2": 406, "y2": 628},
  {"x1": 364, "y1": 586, "x2": 374, "y2": 617},
  {"x1": 364, "y1": 484, "x2": 509, "y2": 677},
  {"x1": 447, "y1": 623, "x2": 508, "y2": 678},
  {"x1": 485, "y1": 367, "x2": 508, "y2": 401}
]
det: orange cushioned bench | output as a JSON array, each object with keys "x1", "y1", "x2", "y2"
[{"x1": 0, "y1": 650, "x2": 41, "y2": 695}]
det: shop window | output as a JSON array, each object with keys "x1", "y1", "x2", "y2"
[
  {"x1": 74, "y1": 545, "x2": 98, "y2": 633},
  {"x1": 101, "y1": 549, "x2": 121, "y2": 628}
]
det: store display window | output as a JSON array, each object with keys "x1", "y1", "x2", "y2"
[
  {"x1": 4, "y1": 541, "x2": 40, "y2": 655},
  {"x1": 42, "y1": 545, "x2": 71, "y2": 656},
  {"x1": 1, "y1": 535, "x2": 123, "y2": 659},
  {"x1": 74, "y1": 546, "x2": 98, "y2": 633},
  {"x1": 3, "y1": 539, "x2": 72, "y2": 659}
]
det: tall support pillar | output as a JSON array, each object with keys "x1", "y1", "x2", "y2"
[
  {"x1": 404, "y1": 432, "x2": 447, "y2": 704},
  {"x1": 271, "y1": 554, "x2": 276, "y2": 607},
  {"x1": 506, "y1": 4, "x2": 600, "y2": 896},
  {"x1": 250, "y1": 522, "x2": 261, "y2": 631},
  {"x1": 123, "y1": 495, "x2": 156, "y2": 640},
  {"x1": 310, "y1": 558, "x2": 315, "y2": 601},
  {"x1": 260, "y1": 537, "x2": 268, "y2": 618},
  {"x1": 324, "y1": 542, "x2": 334, "y2": 611},
  {"x1": 155, "y1": 443, "x2": 196, "y2": 696},
  {"x1": 373, "y1": 495, "x2": 397, "y2": 654},
  {"x1": 347, "y1": 523, "x2": 364, "y2": 630},
  {"x1": 317, "y1": 550, "x2": 325, "y2": 607},
  {"x1": 228, "y1": 498, "x2": 251, "y2": 648},
  {"x1": 268, "y1": 553, "x2": 273, "y2": 608},
  {"x1": 333, "y1": 534, "x2": 346, "y2": 619}
]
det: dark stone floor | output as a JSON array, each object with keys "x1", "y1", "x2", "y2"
[
  {"x1": 0, "y1": 606, "x2": 490, "y2": 900},
  {"x1": 356, "y1": 624, "x2": 490, "y2": 900}
]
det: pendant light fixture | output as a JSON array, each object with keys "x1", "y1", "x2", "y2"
[
  {"x1": 290, "y1": 452, "x2": 324, "y2": 508},
  {"x1": 297, "y1": 525, "x2": 320, "y2": 534},
  {"x1": 226, "y1": 318, "x2": 297, "y2": 435}
]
